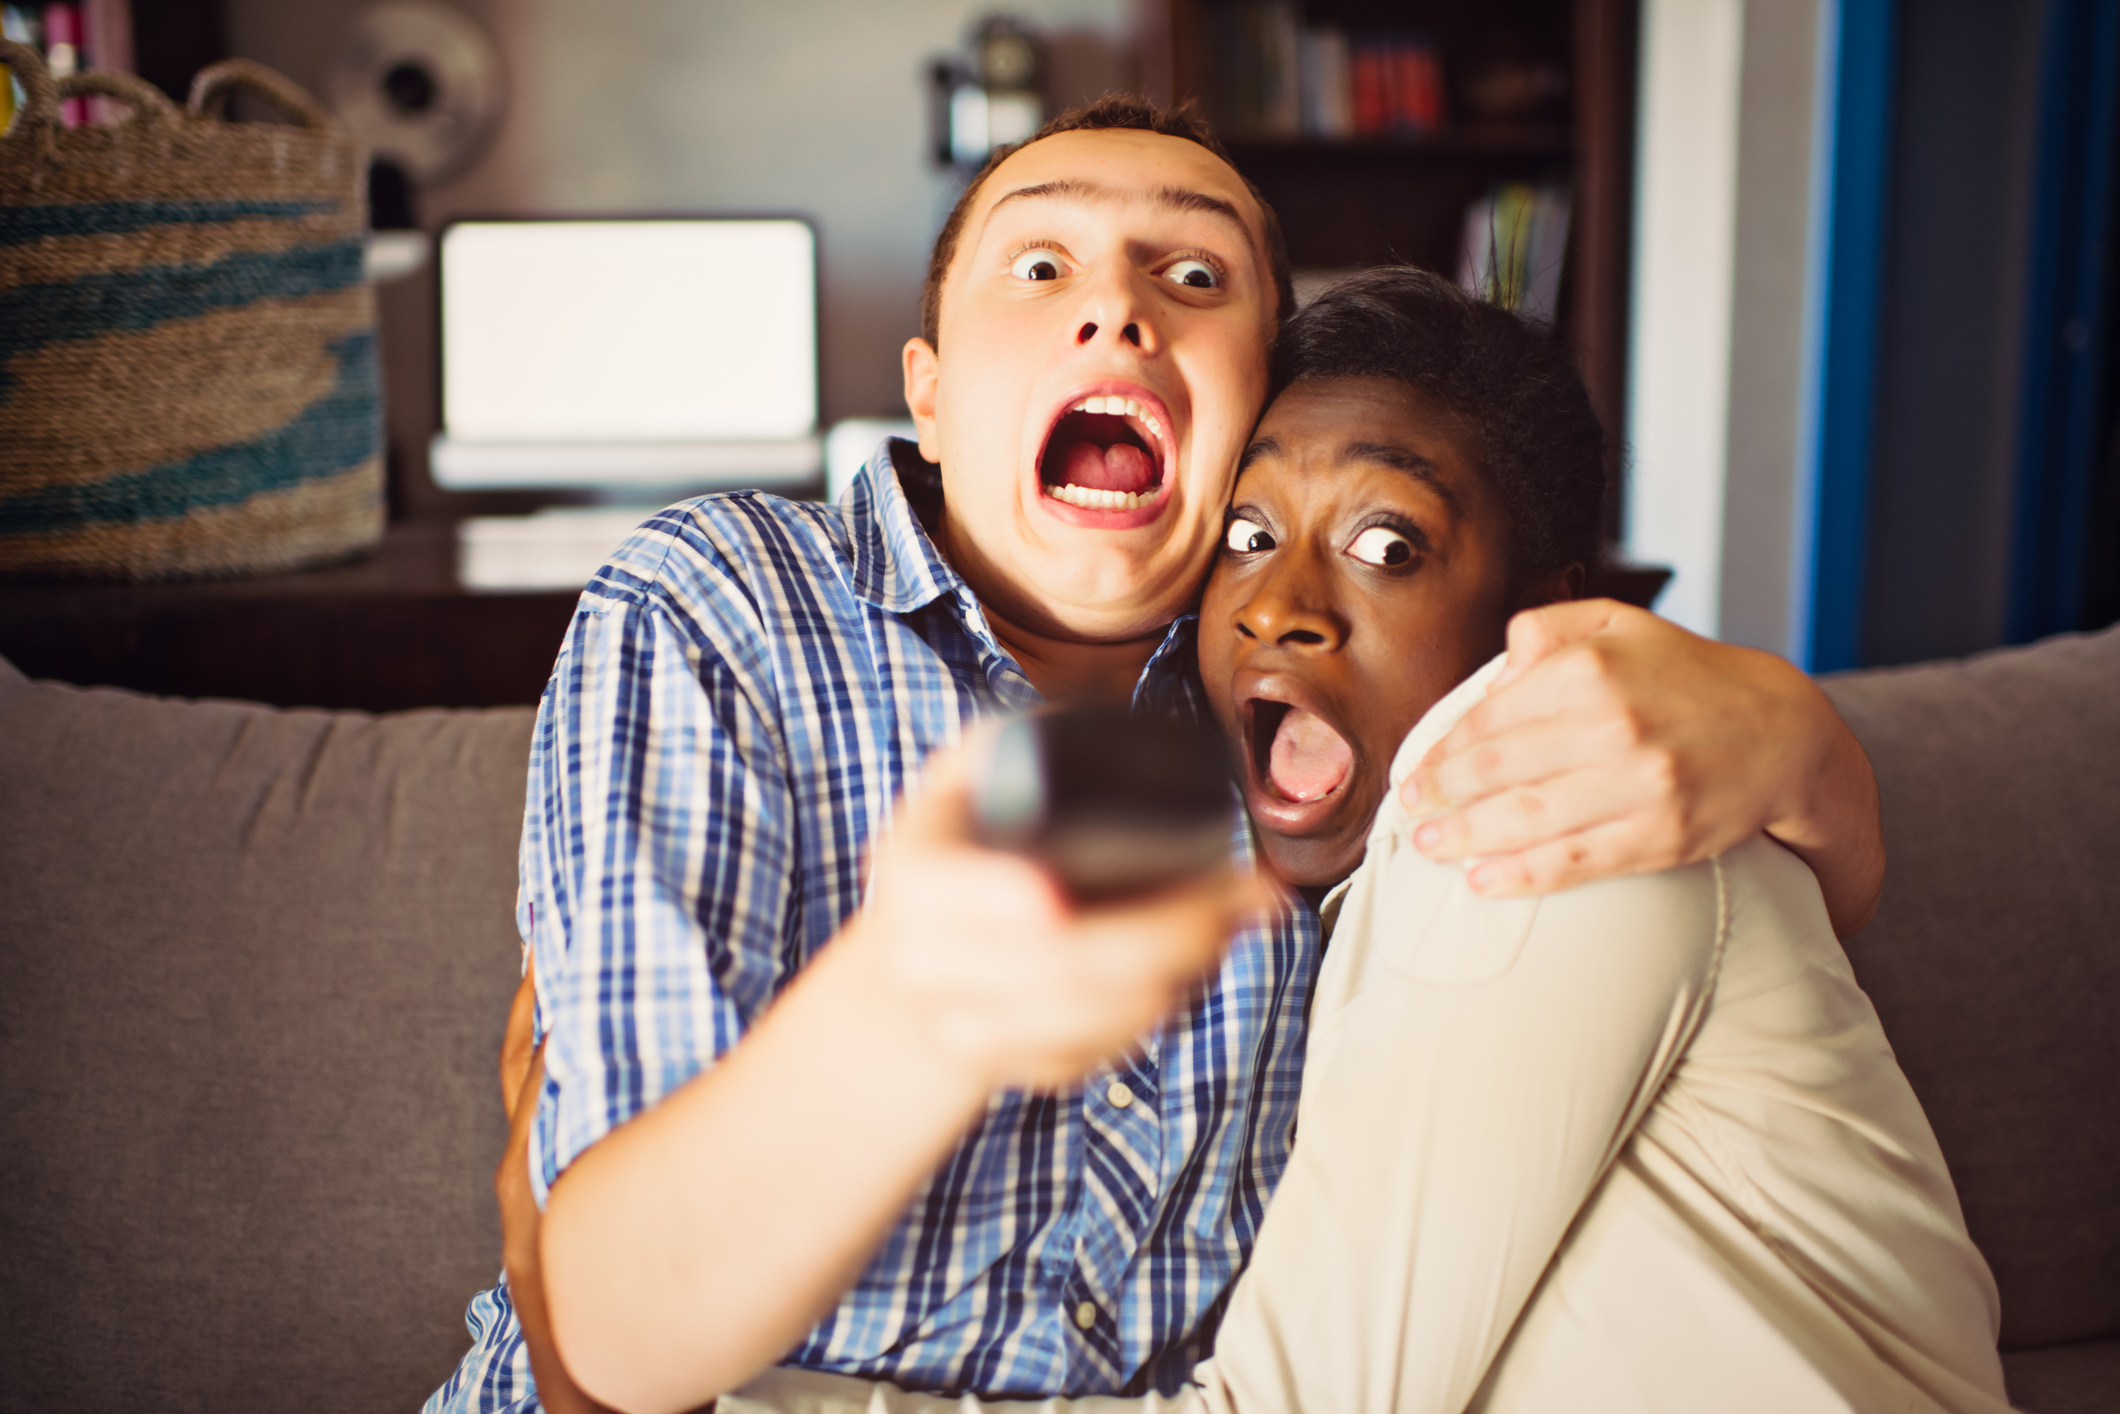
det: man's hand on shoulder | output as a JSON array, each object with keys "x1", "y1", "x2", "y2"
[{"x1": 1398, "y1": 599, "x2": 1885, "y2": 938}]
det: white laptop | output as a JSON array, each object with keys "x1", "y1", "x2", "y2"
[{"x1": 430, "y1": 217, "x2": 823, "y2": 491}]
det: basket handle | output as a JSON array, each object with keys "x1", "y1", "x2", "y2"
[
  {"x1": 188, "y1": 58, "x2": 335, "y2": 131},
  {"x1": 0, "y1": 37, "x2": 60, "y2": 139},
  {"x1": 56, "y1": 69, "x2": 182, "y2": 126}
]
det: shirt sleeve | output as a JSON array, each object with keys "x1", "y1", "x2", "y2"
[
  {"x1": 519, "y1": 547, "x2": 797, "y2": 1207},
  {"x1": 1194, "y1": 828, "x2": 1729, "y2": 1413}
]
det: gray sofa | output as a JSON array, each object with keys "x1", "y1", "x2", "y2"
[{"x1": 1, "y1": 627, "x2": 2116, "y2": 1413}]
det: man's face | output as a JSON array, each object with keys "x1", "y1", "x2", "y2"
[
  {"x1": 1199, "y1": 377, "x2": 1523, "y2": 889},
  {"x1": 904, "y1": 129, "x2": 1279, "y2": 643}
]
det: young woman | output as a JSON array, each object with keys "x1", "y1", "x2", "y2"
[{"x1": 727, "y1": 270, "x2": 2010, "y2": 1413}]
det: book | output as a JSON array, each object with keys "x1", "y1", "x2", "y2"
[
  {"x1": 1203, "y1": 5, "x2": 1445, "y2": 142},
  {"x1": 1297, "y1": 26, "x2": 1352, "y2": 139},
  {"x1": 42, "y1": 2, "x2": 80, "y2": 126},
  {"x1": 1349, "y1": 33, "x2": 1445, "y2": 138},
  {"x1": 1459, "y1": 183, "x2": 1572, "y2": 323}
]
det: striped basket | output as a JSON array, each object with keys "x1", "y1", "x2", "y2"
[{"x1": 0, "y1": 41, "x2": 382, "y2": 581}]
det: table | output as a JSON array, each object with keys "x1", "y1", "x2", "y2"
[{"x1": 0, "y1": 522, "x2": 578, "y2": 711}]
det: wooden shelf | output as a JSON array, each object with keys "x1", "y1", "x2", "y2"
[
  {"x1": 1223, "y1": 127, "x2": 1576, "y2": 162},
  {"x1": 1149, "y1": 0, "x2": 1641, "y2": 542},
  {"x1": 0, "y1": 523, "x2": 576, "y2": 712}
]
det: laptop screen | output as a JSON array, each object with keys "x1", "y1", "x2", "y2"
[{"x1": 434, "y1": 218, "x2": 819, "y2": 486}]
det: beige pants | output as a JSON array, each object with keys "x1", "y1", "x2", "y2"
[{"x1": 728, "y1": 664, "x2": 2010, "y2": 1414}]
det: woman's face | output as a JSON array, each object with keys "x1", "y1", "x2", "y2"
[{"x1": 1198, "y1": 376, "x2": 1530, "y2": 889}]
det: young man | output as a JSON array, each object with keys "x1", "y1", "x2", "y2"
[{"x1": 431, "y1": 99, "x2": 1886, "y2": 1414}]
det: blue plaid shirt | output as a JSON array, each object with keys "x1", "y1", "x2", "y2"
[{"x1": 428, "y1": 442, "x2": 1320, "y2": 1412}]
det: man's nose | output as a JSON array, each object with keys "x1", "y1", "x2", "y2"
[
  {"x1": 1235, "y1": 550, "x2": 1347, "y2": 651},
  {"x1": 1072, "y1": 266, "x2": 1162, "y2": 354}
]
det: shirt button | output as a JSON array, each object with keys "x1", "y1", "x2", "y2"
[
  {"x1": 1106, "y1": 1081, "x2": 1135, "y2": 1109},
  {"x1": 1074, "y1": 1300, "x2": 1098, "y2": 1330}
]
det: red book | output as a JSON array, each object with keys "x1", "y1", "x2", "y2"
[
  {"x1": 1388, "y1": 43, "x2": 1413, "y2": 133},
  {"x1": 1394, "y1": 42, "x2": 1442, "y2": 134},
  {"x1": 1350, "y1": 46, "x2": 1385, "y2": 136},
  {"x1": 1421, "y1": 47, "x2": 1449, "y2": 129}
]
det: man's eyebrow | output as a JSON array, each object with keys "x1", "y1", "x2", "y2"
[
  {"x1": 1151, "y1": 184, "x2": 1251, "y2": 240},
  {"x1": 1344, "y1": 441, "x2": 1466, "y2": 520},
  {"x1": 985, "y1": 178, "x2": 1254, "y2": 246}
]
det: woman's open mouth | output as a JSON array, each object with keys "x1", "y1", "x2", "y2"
[
  {"x1": 1038, "y1": 392, "x2": 1170, "y2": 517},
  {"x1": 1244, "y1": 695, "x2": 1355, "y2": 833}
]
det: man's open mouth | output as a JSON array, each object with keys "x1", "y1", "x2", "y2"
[
  {"x1": 1246, "y1": 697, "x2": 1354, "y2": 808},
  {"x1": 1039, "y1": 394, "x2": 1168, "y2": 511}
]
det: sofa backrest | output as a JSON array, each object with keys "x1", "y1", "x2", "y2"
[
  {"x1": 5, "y1": 622, "x2": 2116, "y2": 1402},
  {"x1": 0, "y1": 657, "x2": 533, "y2": 1413},
  {"x1": 1822, "y1": 624, "x2": 2120, "y2": 1352}
]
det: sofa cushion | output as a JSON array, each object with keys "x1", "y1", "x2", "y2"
[
  {"x1": 0, "y1": 664, "x2": 534, "y2": 1413},
  {"x1": 2003, "y1": 1339, "x2": 2120, "y2": 1414},
  {"x1": 1823, "y1": 625, "x2": 2120, "y2": 1351}
]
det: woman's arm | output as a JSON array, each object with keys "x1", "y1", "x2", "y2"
[
  {"x1": 1195, "y1": 829, "x2": 1727, "y2": 1413},
  {"x1": 1400, "y1": 600, "x2": 1885, "y2": 938}
]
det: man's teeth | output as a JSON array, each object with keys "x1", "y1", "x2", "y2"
[
  {"x1": 1046, "y1": 483, "x2": 1156, "y2": 510},
  {"x1": 1068, "y1": 394, "x2": 1164, "y2": 441},
  {"x1": 1046, "y1": 394, "x2": 1164, "y2": 510}
]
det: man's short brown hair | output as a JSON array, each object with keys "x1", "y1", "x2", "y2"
[{"x1": 919, "y1": 94, "x2": 1296, "y2": 347}]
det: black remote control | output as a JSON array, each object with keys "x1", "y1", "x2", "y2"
[{"x1": 970, "y1": 708, "x2": 1235, "y2": 901}]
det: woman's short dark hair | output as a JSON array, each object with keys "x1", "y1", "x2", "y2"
[{"x1": 1268, "y1": 267, "x2": 1606, "y2": 598}]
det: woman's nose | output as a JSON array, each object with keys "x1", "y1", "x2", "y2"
[{"x1": 1235, "y1": 553, "x2": 1347, "y2": 651}]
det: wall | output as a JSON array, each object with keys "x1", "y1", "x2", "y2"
[
  {"x1": 1717, "y1": 0, "x2": 1828, "y2": 658},
  {"x1": 1626, "y1": 0, "x2": 2053, "y2": 666},
  {"x1": 1623, "y1": 0, "x2": 1744, "y2": 637},
  {"x1": 224, "y1": 0, "x2": 1135, "y2": 508},
  {"x1": 1862, "y1": 0, "x2": 2045, "y2": 664}
]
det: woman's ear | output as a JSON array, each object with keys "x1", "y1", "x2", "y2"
[{"x1": 1519, "y1": 563, "x2": 1585, "y2": 610}]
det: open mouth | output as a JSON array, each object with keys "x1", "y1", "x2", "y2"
[
  {"x1": 1246, "y1": 697, "x2": 1354, "y2": 808},
  {"x1": 1039, "y1": 394, "x2": 1168, "y2": 512}
]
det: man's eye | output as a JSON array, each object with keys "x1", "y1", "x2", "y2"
[
  {"x1": 1010, "y1": 248, "x2": 1066, "y2": 281},
  {"x1": 1165, "y1": 258, "x2": 1219, "y2": 290},
  {"x1": 1347, "y1": 526, "x2": 1415, "y2": 567},
  {"x1": 1224, "y1": 517, "x2": 1275, "y2": 553}
]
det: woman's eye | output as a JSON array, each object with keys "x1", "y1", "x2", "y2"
[
  {"x1": 1224, "y1": 517, "x2": 1275, "y2": 554},
  {"x1": 1165, "y1": 258, "x2": 1219, "y2": 290},
  {"x1": 1009, "y1": 248, "x2": 1066, "y2": 281},
  {"x1": 1347, "y1": 526, "x2": 1416, "y2": 567}
]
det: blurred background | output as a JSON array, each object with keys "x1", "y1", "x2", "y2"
[{"x1": 2, "y1": 0, "x2": 2115, "y2": 706}]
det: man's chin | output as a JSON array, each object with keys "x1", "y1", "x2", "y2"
[{"x1": 1009, "y1": 547, "x2": 1208, "y2": 643}]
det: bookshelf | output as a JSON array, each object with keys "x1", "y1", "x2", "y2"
[{"x1": 1142, "y1": 0, "x2": 1639, "y2": 541}]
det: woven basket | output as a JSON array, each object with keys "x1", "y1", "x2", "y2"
[{"x1": 0, "y1": 41, "x2": 383, "y2": 581}]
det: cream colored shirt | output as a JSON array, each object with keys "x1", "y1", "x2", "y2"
[
  {"x1": 1190, "y1": 655, "x2": 2010, "y2": 1414},
  {"x1": 729, "y1": 657, "x2": 2012, "y2": 1414}
]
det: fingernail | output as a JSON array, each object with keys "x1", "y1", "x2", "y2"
[
  {"x1": 1401, "y1": 776, "x2": 1422, "y2": 806},
  {"x1": 1414, "y1": 822, "x2": 1442, "y2": 852},
  {"x1": 1467, "y1": 863, "x2": 1495, "y2": 892}
]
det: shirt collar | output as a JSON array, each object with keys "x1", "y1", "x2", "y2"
[
  {"x1": 842, "y1": 435, "x2": 1202, "y2": 705},
  {"x1": 845, "y1": 437, "x2": 962, "y2": 614}
]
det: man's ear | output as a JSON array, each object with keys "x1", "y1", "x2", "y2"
[{"x1": 902, "y1": 338, "x2": 942, "y2": 464}]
